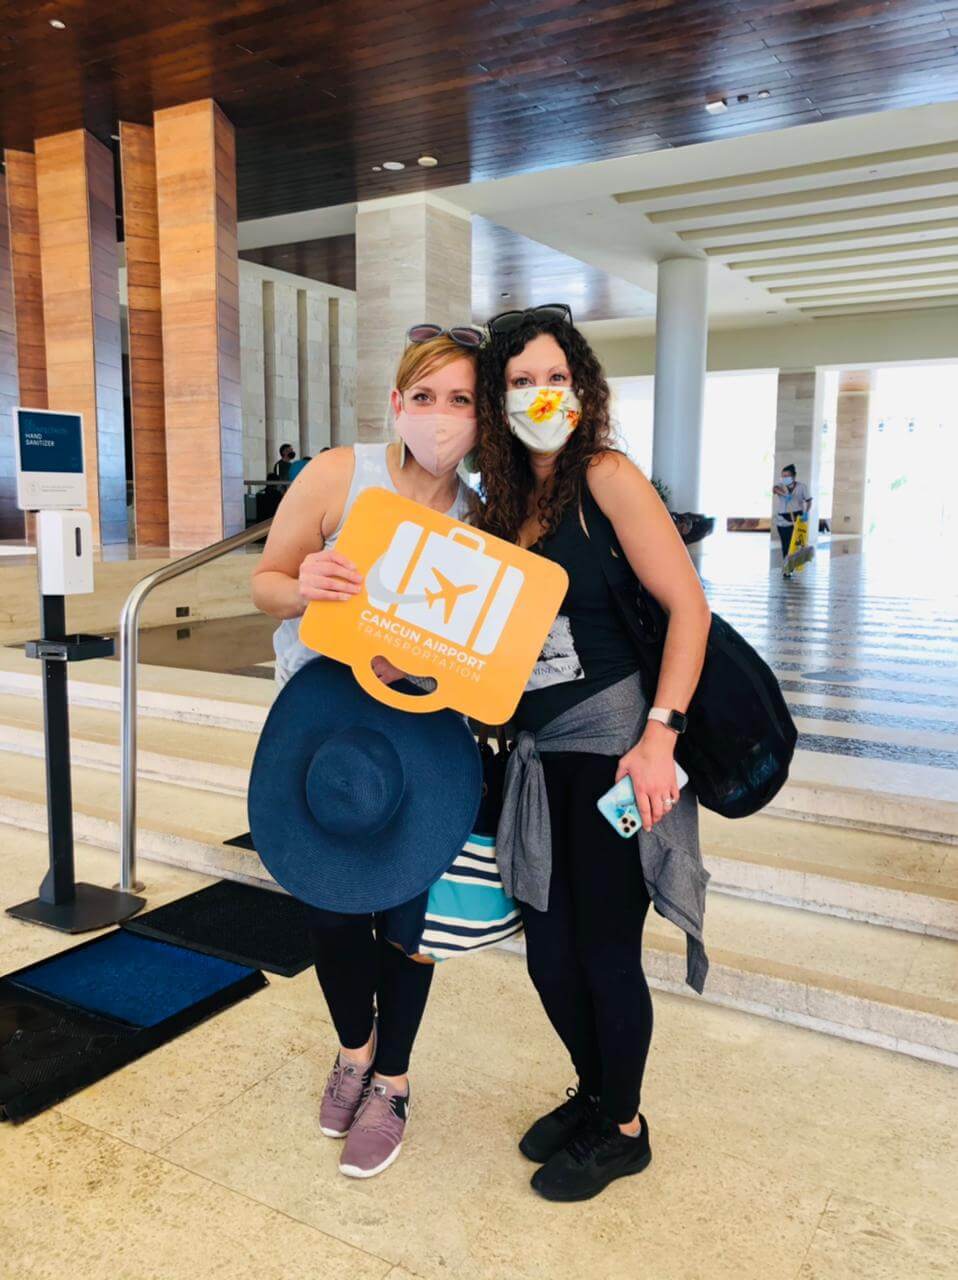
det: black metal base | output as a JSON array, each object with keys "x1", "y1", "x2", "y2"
[{"x1": 7, "y1": 883, "x2": 146, "y2": 934}]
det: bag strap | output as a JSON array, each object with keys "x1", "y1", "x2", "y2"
[{"x1": 476, "y1": 723, "x2": 509, "y2": 753}]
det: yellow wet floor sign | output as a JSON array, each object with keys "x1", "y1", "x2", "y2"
[
  {"x1": 300, "y1": 488, "x2": 569, "y2": 722},
  {"x1": 785, "y1": 514, "x2": 815, "y2": 574}
]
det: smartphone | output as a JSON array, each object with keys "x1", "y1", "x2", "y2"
[{"x1": 596, "y1": 763, "x2": 689, "y2": 839}]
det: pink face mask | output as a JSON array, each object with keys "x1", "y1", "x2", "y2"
[{"x1": 395, "y1": 409, "x2": 477, "y2": 477}]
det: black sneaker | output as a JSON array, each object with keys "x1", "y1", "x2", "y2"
[
  {"x1": 518, "y1": 1087, "x2": 599, "y2": 1164},
  {"x1": 530, "y1": 1111, "x2": 652, "y2": 1202}
]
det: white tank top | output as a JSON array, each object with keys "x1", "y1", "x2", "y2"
[{"x1": 272, "y1": 443, "x2": 472, "y2": 682}]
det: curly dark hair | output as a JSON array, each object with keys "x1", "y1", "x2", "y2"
[{"x1": 472, "y1": 316, "x2": 613, "y2": 544}]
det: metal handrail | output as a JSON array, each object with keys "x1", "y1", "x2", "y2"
[{"x1": 118, "y1": 519, "x2": 273, "y2": 893}]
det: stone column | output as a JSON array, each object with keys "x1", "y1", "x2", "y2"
[
  {"x1": 832, "y1": 369, "x2": 872, "y2": 536},
  {"x1": 652, "y1": 257, "x2": 708, "y2": 513},
  {"x1": 298, "y1": 290, "x2": 330, "y2": 456},
  {"x1": 0, "y1": 173, "x2": 21, "y2": 539},
  {"x1": 355, "y1": 193, "x2": 471, "y2": 442},
  {"x1": 772, "y1": 369, "x2": 825, "y2": 544},
  {"x1": 240, "y1": 271, "x2": 267, "y2": 483},
  {"x1": 330, "y1": 295, "x2": 357, "y2": 446},
  {"x1": 263, "y1": 279, "x2": 299, "y2": 469},
  {"x1": 36, "y1": 130, "x2": 126, "y2": 544},
  {"x1": 155, "y1": 99, "x2": 243, "y2": 548}
]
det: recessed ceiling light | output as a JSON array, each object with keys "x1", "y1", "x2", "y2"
[
  {"x1": 737, "y1": 94, "x2": 749, "y2": 104},
  {"x1": 382, "y1": 161, "x2": 405, "y2": 171},
  {"x1": 705, "y1": 98, "x2": 728, "y2": 115},
  {"x1": 49, "y1": 17, "x2": 66, "y2": 28},
  {"x1": 500, "y1": 291, "x2": 511, "y2": 299},
  {"x1": 417, "y1": 155, "x2": 438, "y2": 168},
  {"x1": 757, "y1": 89, "x2": 770, "y2": 99},
  {"x1": 371, "y1": 165, "x2": 382, "y2": 172}
]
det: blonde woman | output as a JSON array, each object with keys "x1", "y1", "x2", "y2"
[{"x1": 252, "y1": 325, "x2": 481, "y2": 1178}]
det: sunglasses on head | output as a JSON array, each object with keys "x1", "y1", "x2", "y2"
[
  {"x1": 406, "y1": 322, "x2": 484, "y2": 349},
  {"x1": 488, "y1": 303, "x2": 574, "y2": 335}
]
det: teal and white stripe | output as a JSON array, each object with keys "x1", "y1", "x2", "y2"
[{"x1": 419, "y1": 835, "x2": 523, "y2": 961}]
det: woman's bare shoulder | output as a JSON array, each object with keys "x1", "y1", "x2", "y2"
[{"x1": 586, "y1": 449, "x2": 648, "y2": 503}]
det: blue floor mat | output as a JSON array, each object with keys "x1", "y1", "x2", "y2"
[
  {"x1": 12, "y1": 931, "x2": 260, "y2": 1027},
  {"x1": 1, "y1": 930, "x2": 266, "y2": 1120}
]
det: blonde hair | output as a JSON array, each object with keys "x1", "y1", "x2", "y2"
[{"x1": 394, "y1": 333, "x2": 478, "y2": 393}]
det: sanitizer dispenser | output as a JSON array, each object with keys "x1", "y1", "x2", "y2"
[{"x1": 37, "y1": 510, "x2": 94, "y2": 596}]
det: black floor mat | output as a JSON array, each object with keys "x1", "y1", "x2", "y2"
[
  {"x1": 224, "y1": 831, "x2": 256, "y2": 850},
  {"x1": 123, "y1": 880, "x2": 314, "y2": 976},
  {"x1": 0, "y1": 935, "x2": 265, "y2": 1121}
]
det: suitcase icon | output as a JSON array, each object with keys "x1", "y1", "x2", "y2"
[{"x1": 367, "y1": 522, "x2": 525, "y2": 655}]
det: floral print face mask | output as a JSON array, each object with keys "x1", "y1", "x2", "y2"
[{"x1": 505, "y1": 387, "x2": 582, "y2": 454}]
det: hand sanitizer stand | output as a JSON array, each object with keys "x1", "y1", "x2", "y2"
[{"x1": 7, "y1": 409, "x2": 145, "y2": 931}]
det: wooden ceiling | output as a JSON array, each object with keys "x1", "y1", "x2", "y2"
[
  {"x1": 470, "y1": 218, "x2": 652, "y2": 323},
  {"x1": 2, "y1": 2, "x2": 958, "y2": 221},
  {"x1": 239, "y1": 220, "x2": 655, "y2": 322}
]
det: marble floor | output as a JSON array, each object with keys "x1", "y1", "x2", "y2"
[{"x1": 2, "y1": 826, "x2": 957, "y2": 1280}]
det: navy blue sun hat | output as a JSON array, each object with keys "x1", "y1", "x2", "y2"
[{"x1": 248, "y1": 660, "x2": 482, "y2": 914}]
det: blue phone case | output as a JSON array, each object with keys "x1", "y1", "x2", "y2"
[{"x1": 596, "y1": 776, "x2": 642, "y2": 839}]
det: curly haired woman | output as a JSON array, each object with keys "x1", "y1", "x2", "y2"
[{"x1": 474, "y1": 305, "x2": 712, "y2": 1203}]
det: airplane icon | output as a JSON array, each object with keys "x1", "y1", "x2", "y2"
[{"x1": 424, "y1": 568, "x2": 478, "y2": 624}]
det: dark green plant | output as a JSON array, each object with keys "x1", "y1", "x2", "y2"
[{"x1": 650, "y1": 476, "x2": 672, "y2": 508}]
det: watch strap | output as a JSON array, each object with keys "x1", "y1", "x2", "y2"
[{"x1": 648, "y1": 706, "x2": 688, "y2": 734}]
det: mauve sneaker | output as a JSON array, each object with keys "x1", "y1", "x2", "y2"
[
  {"x1": 319, "y1": 1036, "x2": 375, "y2": 1139},
  {"x1": 339, "y1": 1079, "x2": 409, "y2": 1178}
]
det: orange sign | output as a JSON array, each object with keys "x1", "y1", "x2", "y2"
[{"x1": 300, "y1": 488, "x2": 568, "y2": 722}]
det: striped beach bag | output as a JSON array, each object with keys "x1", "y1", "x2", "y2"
[{"x1": 416, "y1": 729, "x2": 523, "y2": 961}]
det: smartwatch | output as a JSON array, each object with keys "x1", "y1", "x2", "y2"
[{"x1": 647, "y1": 706, "x2": 688, "y2": 734}]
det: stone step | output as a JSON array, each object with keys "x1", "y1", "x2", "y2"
[
  {"x1": 700, "y1": 809, "x2": 958, "y2": 940},
  {"x1": 0, "y1": 693, "x2": 255, "y2": 796},
  {"x1": 4, "y1": 647, "x2": 956, "y2": 843},
  {"x1": 641, "y1": 891, "x2": 958, "y2": 1069},
  {"x1": 2, "y1": 748, "x2": 953, "y2": 1067},
  {"x1": 1, "y1": 672, "x2": 956, "y2": 938}
]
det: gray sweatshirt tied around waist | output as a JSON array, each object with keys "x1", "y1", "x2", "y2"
[{"x1": 496, "y1": 673, "x2": 710, "y2": 993}]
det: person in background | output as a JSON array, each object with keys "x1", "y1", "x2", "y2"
[
  {"x1": 288, "y1": 455, "x2": 311, "y2": 481},
  {"x1": 269, "y1": 443, "x2": 297, "y2": 484},
  {"x1": 773, "y1": 464, "x2": 812, "y2": 579}
]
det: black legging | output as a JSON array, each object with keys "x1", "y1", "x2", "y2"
[
  {"x1": 307, "y1": 910, "x2": 434, "y2": 1077},
  {"x1": 778, "y1": 524, "x2": 793, "y2": 558},
  {"x1": 520, "y1": 751, "x2": 654, "y2": 1124}
]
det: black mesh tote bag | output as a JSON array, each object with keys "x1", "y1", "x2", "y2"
[{"x1": 581, "y1": 485, "x2": 797, "y2": 819}]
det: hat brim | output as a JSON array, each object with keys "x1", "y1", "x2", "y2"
[{"x1": 248, "y1": 659, "x2": 482, "y2": 913}]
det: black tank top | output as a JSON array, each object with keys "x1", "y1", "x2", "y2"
[{"x1": 513, "y1": 499, "x2": 639, "y2": 733}]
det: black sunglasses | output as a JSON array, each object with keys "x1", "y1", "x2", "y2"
[
  {"x1": 488, "y1": 303, "x2": 574, "y2": 335},
  {"x1": 406, "y1": 322, "x2": 484, "y2": 349}
]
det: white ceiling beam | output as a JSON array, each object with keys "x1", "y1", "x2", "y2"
[
  {"x1": 769, "y1": 269, "x2": 958, "y2": 294},
  {"x1": 612, "y1": 141, "x2": 958, "y2": 204},
  {"x1": 681, "y1": 195, "x2": 958, "y2": 240},
  {"x1": 648, "y1": 169, "x2": 958, "y2": 224},
  {"x1": 800, "y1": 297, "x2": 958, "y2": 317},
  {"x1": 784, "y1": 284, "x2": 958, "y2": 305},
  {"x1": 745, "y1": 250, "x2": 958, "y2": 279},
  {"x1": 704, "y1": 220, "x2": 958, "y2": 258}
]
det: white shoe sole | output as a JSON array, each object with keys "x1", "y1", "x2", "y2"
[
  {"x1": 320, "y1": 1125, "x2": 350, "y2": 1138},
  {"x1": 339, "y1": 1141, "x2": 403, "y2": 1179}
]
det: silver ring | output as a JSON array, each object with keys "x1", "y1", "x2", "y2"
[{"x1": 663, "y1": 797, "x2": 674, "y2": 809}]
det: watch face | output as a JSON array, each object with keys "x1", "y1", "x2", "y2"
[{"x1": 669, "y1": 710, "x2": 688, "y2": 733}]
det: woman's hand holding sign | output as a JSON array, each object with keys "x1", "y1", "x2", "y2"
[
  {"x1": 298, "y1": 549, "x2": 363, "y2": 605},
  {"x1": 298, "y1": 548, "x2": 406, "y2": 687}
]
